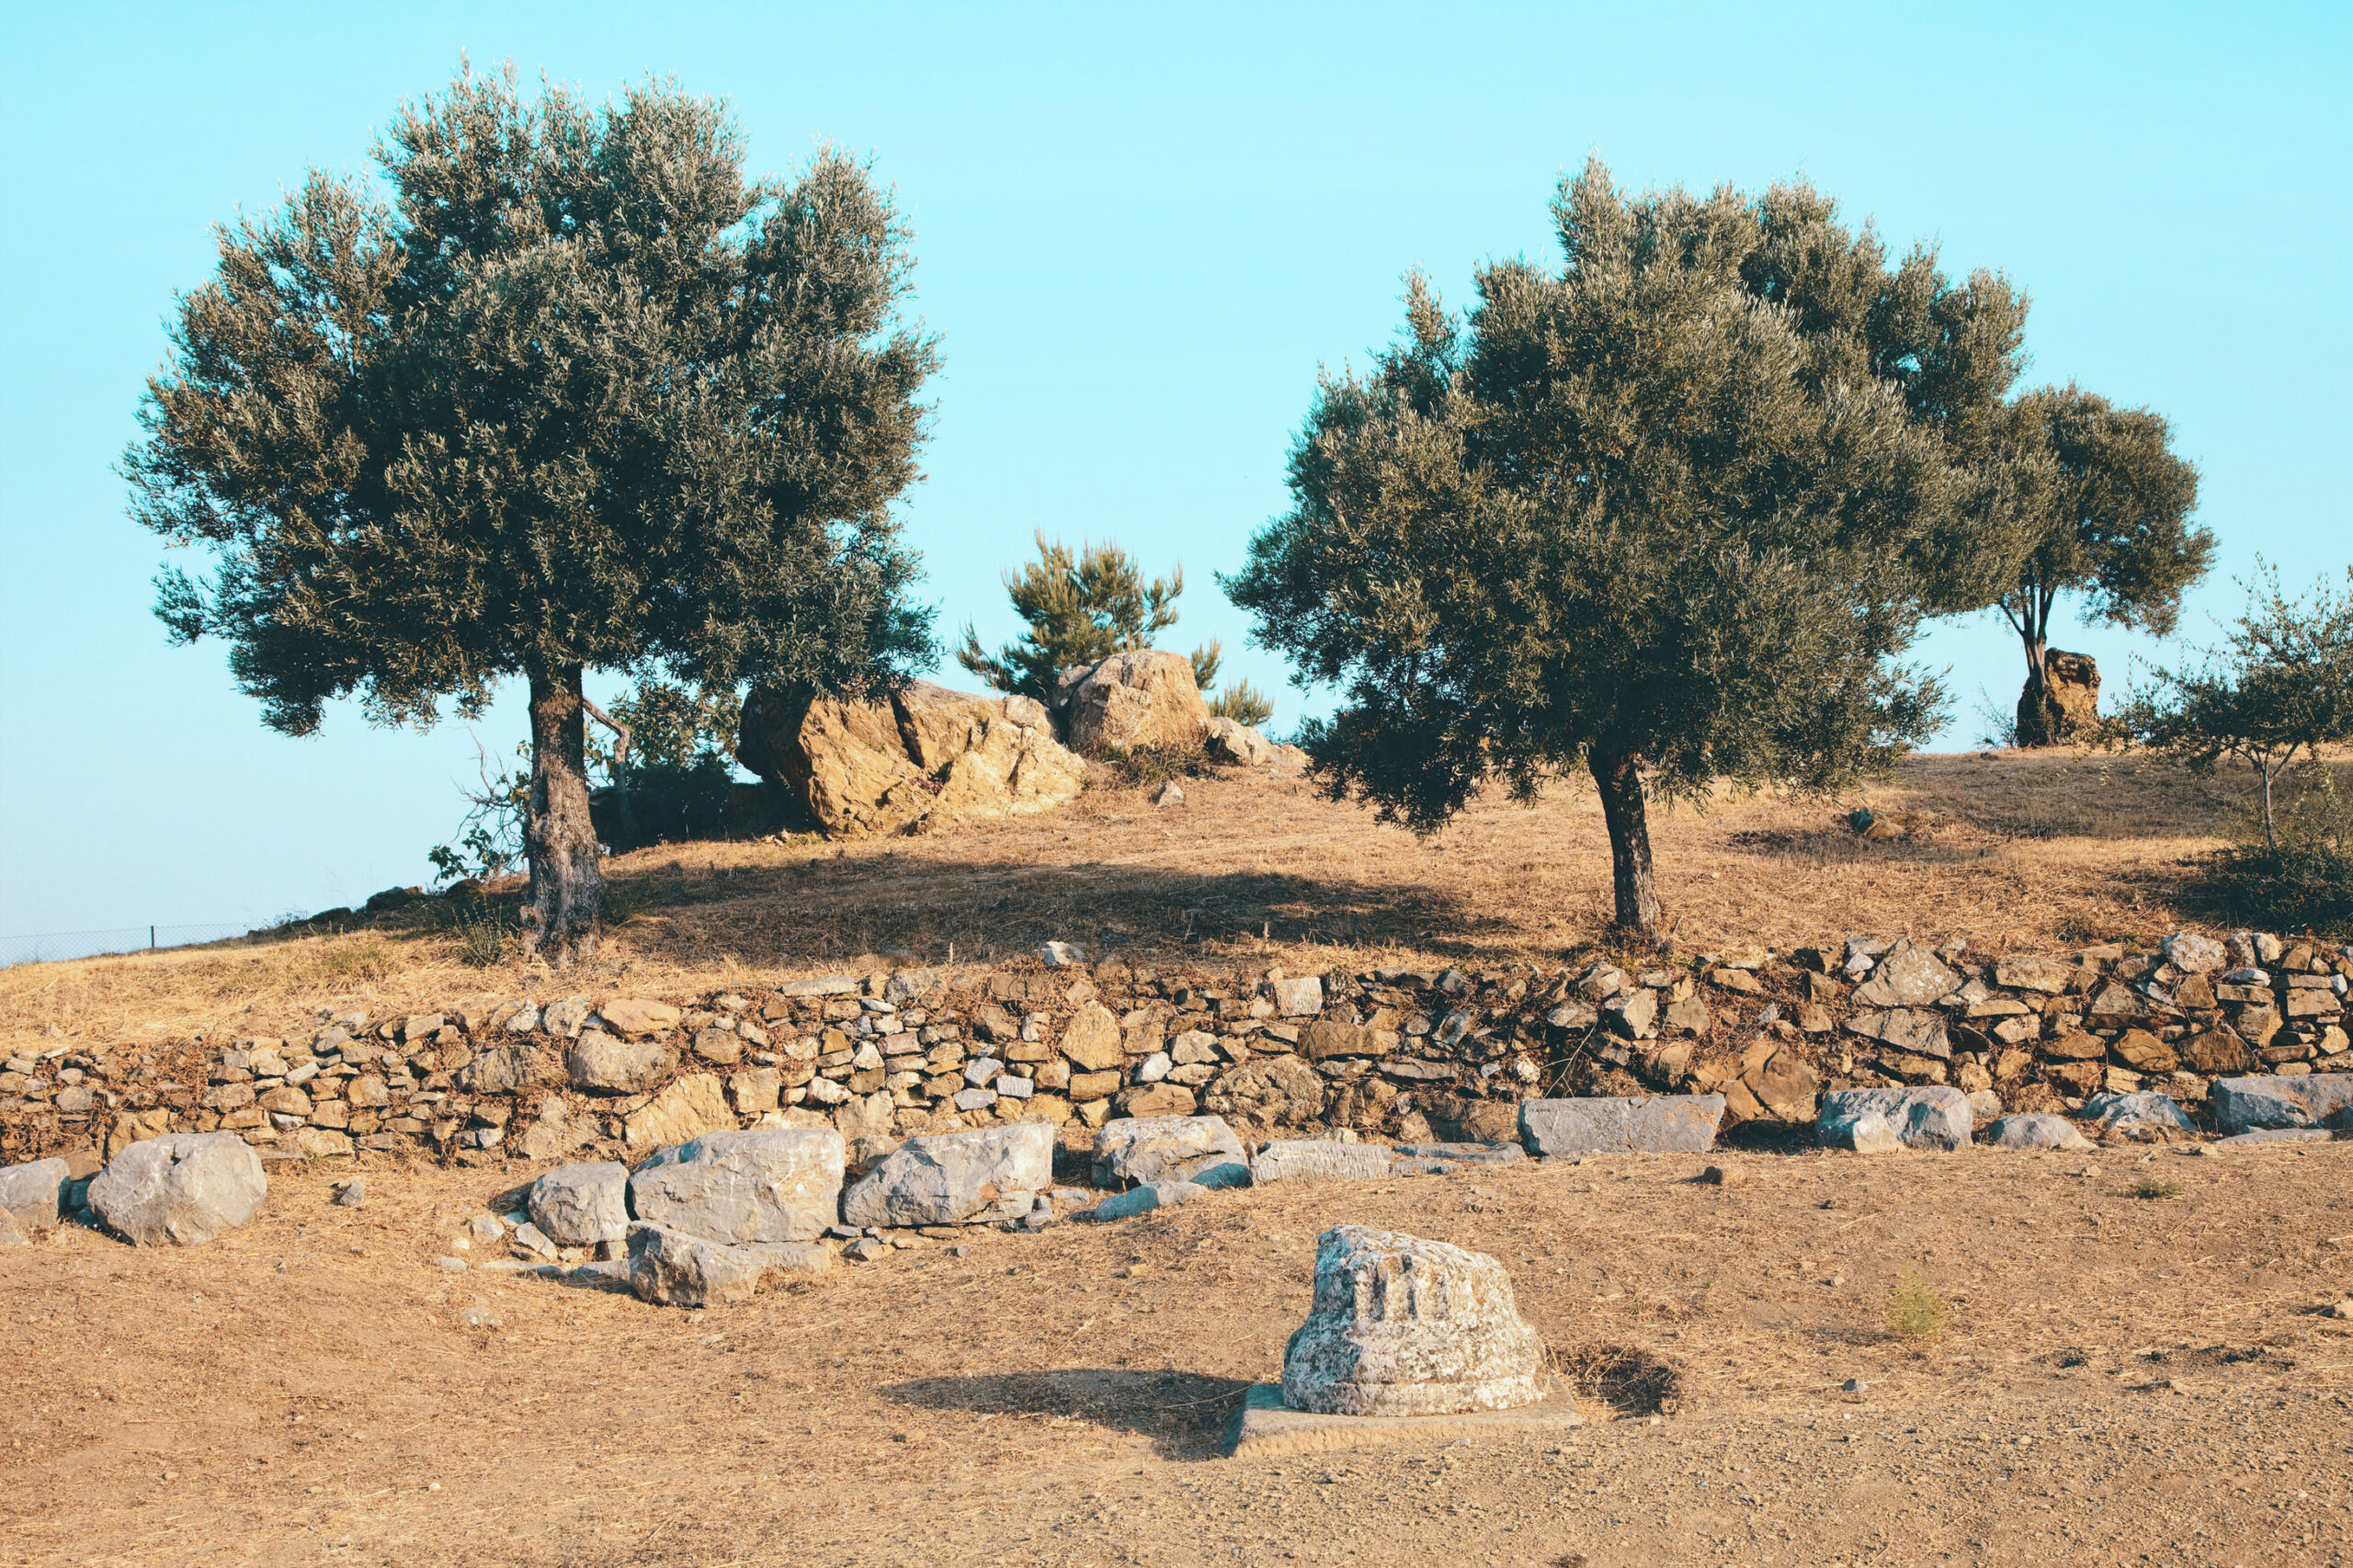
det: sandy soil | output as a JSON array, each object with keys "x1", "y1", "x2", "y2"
[{"x1": 6, "y1": 1140, "x2": 2350, "y2": 1568}]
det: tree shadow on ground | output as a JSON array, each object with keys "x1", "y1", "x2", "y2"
[{"x1": 880, "y1": 1369, "x2": 1256, "y2": 1460}]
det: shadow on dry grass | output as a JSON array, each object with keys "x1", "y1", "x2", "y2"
[{"x1": 881, "y1": 1369, "x2": 1257, "y2": 1460}]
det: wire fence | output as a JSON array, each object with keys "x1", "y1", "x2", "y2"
[{"x1": 0, "y1": 923, "x2": 264, "y2": 971}]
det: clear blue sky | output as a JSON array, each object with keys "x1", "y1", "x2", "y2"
[{"x1": 2, "y1": 1, "x2": 2346, "y2": 938}]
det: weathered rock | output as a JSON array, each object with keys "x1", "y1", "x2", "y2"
[
  {"x1": 1602, "y1": 990, "x2": 1658, "y2": 1040},
  {"x1": 0, "y1": 1157, "x2": 69, "y2": 1229},
  {"x1": 1390, "y1": 1142, "x2": 1527, "y2": 1175},
  {"x1": 1275, "y1": 976, "x2": 1324, "y2": 1017},
  {"x1": 2109, "y1": 1028, "x2": 2179, "y2": 1074},
  {"x1": 1983, "y1": 1113, "x2": 2095, "y2": 1151},
  {"x1": 1251, "y1": 1140, "x2": 1399, "y2": 1184},
  {"x1": 568, "y1": 1031, "x2": 674, "y2": 1095},
  {"x1": 839, "y1": 1120, "x2": 1053, "y2": 1228},
  {"x1": 598, "y1": 998, "x2": 682, "y2": 1039},
  {"x1": 1058, "y1": 1004, "x2": 1124, "y2": 1071},
  {"x1": 627, "y1": 1224, "x2": 833, "y2": 1308},
  {"x1": 105, "y1": 1109, "x2": 173, "y2": 1160},
  {"x1": 1817, "y1": 1086, "x2": 1971, "y2": 1151},
  {"x1": 2161, "y1": 933, "x2": 2229, "y2": 974},
  {"x1": 1085, "y1": 1178, "x2": 1207, "y2": 1221},
  {"x1": 2038, "y1": 649, "x2": 2102, "y2": 736},
  {"x1": 1851, "y1": 941, "x2": 1961, "y2": 1009},
  {"x1": 1994, "y1": 956, "x2": 2077, "y2": 994},
  {"x1": 1204, "y1": 716, "x2": 1277, "y2": 767},
  {"x1": 1280, "y1": 1226, "x2": 1546, "y2": 1417},
  {"x1": 1744, "y1": 1047, "x2": 1820, "y2": 1121},
  {"x1": 1063, "y1": 649, "x2": 1211, "y2": 756},
  {"x1": 628, "y1": 1128, "x2": 846, "y2": 1244},
  {"x1": 1846, "y1": 1008, "x2": 1950, "y2": 1060},
  {"x1": 528, "y1": 1162, "x2": 631, "y2": 1247},
  {"x1": 86, "y1": 1133, "x2": 267, "y2": 1246},
  {"x1": 515, "y1": 1096, "x2": 595, "y2": 1161},
  {"x1": 2078, "y1": 1090, "x2": 2196, "y2": 1140},
  {"x1": 1302, "y1": 1020, "x2": 1397, "y2": 1061},
  {"x1": 1518, "y1": 1096, "x2": 1725, "y2": 1156},
  {"x1": 623, "y1": 1074, "x2": 733, "y2": 1148},
  {"x1": 462, "y1": 1043, "x2": 540, "y2": 1095},
  {"x1": 736, "y1": 680, "x2": 1085, "y2": 839},
  {"x1": 1118, "y1": 1081, "x2": 1199, "y2": 1118},
  {"x1": 2211, "y1": 1074, "x2": 2353, "y2": 1134},
  {"x1": 1092, "y1": 1115, "x2": 1248, "y2": 1188}
]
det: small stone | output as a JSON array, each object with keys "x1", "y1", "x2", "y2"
[
  {"x1": 844, "y1": 1236, "x2": 890, "y2": 1262},
  {"x1": 1084, "y1": 1178, "x2": 1205, "y2": 1221},
  {"x1": 598, "y1": 998, "x2": 683, "y2": 1039},
  {"x1": 1843, "y1": 1378, "x2": 1867, "y2": 1394},
  {"x1": 1150, "y1": 780, "x2": 1185, "y2": 808},
  {"x1": 1699, "y1": 1164, "x2": 1741, "y2": 1187},
  {"x1": 332, "y1": 1178, "x2": 366, "y2": 1208},
  {"x1": 1275, "y1": 976, "x2": 1324, "y2": 1017},
  {"x1": 1040, "y1": 941, "x2": 1087, "y2": 968},
  {"x1": 435, "y1": 1256, "x2": 469, "y2": 1271}
]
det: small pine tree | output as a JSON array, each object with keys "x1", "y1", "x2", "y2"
[{"x1": 957, "y1": 533, "x2": 1222, "y2": 706}]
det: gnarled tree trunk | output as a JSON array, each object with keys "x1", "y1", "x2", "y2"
[
  {"x1": 1589, "y1": 748, "x2": 1664, "y2": 934},
  {"x1": 2014, "y1": 631, "x2": 2063, "y2": 748},
  {"x1": 523, "y1": 665, "x2": 605, "y2": 964}
]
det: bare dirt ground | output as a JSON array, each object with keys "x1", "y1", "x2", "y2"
[
  {"x1": 6, "y1": 1140, "x2": 2350, "y2": 1568},
  {"x1": 0, "y1": 745, "x2": 2287, "y2": 1054}
]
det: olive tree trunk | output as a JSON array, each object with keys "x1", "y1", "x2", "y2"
[
  {"x1": 1589, "y1": 748, "x2": 1664, "y2": 934},
  {"x1": 524, "y1": 665, "x2": 605, "y2": 964},
  {"x1": 2014, "y1": 631, "x2": 2064, "y2": 748}
]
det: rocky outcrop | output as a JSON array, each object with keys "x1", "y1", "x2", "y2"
[
  {"x1": 86, "y1": 1133, "x2": 266, "y2": 1246},
  {"x1": 736, "y1": 679, "x2": 1084, "y2": 839},
  {"x1": 1063, "y1": 650, "x2": 1210, "y2": 756},
  {"x1": 1280, "y1": 1226, "x2": 1547, "y2": 1416}
]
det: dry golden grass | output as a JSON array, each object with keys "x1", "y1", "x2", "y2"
[{"x1": 0, "y1": 744, "x2": 2302, "y2": 1053}]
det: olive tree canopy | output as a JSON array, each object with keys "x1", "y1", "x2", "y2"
[
  {"x1": 1227, "y1": 159, "x2": 2037, "y2": 932},
  {"x1": 126, "y1": 64, "x2": 938, "y2": 960}
]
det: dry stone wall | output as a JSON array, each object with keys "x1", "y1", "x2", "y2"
[{"x1": 3, "y1": 929, "x2": 2347, "y2": 1168}]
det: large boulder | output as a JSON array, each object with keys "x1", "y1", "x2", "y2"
[
  {"x1": 1092, "y1": 1115, "x2": 1248, "y2": 1188},
  {"x1": 839, "y1": 1121, "x2": 1052, "y2": 1228},
  {"x1": 1280, "y1": 1226, "x2": 1547, "y2": 1417},
  {"x1": 0, "y1": 1157, "x2": 70, "y2": 1230},
  {"x1": 527, "y1": 1162, "x2": 631, "y2": 1247},
  {"x1": 2211, "y1": 1074, "x2": 2353, "y2": 1134},
  {"x1": 1251, "y1": 1141, "x2": 1398, "y2": 1184},
  {"x1": 87, "y1": 1133, "x2": 267, "y2": 1246},
  {"x1": 1062, "y1": 650, "x2": 1210, "y2": 756},
  {"x1": 627, "y1": 1224, "x2": 833, "y2": 1308},
  {"x1": 2078, "y1": 1090, "x2": 2197, "y2": 1142},
  {"x1": 1818, "y1": 1086, "x2": 1972, "y2": 1152},
  {"x1": 2044, "y1": 650, "x2": 2102, "y2": 735},
  {"x1": 735, "y1": 679, "x2": 1084, "y2": 840},
  {"x1": 1518, "y1": 1095, "x2": 1725, "y2": 1156},
  {"x1": 628, "y1": 1128, "x2": 846, "y2": 1244}
]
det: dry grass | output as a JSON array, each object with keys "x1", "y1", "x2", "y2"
[{"x1": 0, "y1": 744, "x2": 2302, "y2": 1051}]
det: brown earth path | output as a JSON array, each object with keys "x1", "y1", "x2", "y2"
[{"x1": 4, "y1": 1141, "x2": 2350, "y2": 1567}]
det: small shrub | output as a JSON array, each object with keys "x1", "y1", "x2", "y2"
[
  {"x1": 1886, "y1": 1271, "x2": 1952, "y2": 1341},
  {"x1": 1096, "y1": 743, "x2": 1212, "y2": 791},
  {"x1": 444, "y1": 902, "x2": 510, "y2": 969},
  {"x1": 2131, "y1": 1176, "x2": 2185, "y2": 1201},
  {"x1": 305, "y1": 937, "x2": 399, "y2": 985}
]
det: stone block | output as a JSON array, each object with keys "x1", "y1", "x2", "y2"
[
  {"x1": 1817, "y1": 1086, "x2": 1971, "y2": 1151},
  {"x1": 1091, "y1": 1115, "x2": 1248, "y2": 1188},
  {"x1": 2211, "y1": 1074, "x2": 2353, "y2": 1134},
  {"x1": 1982, "y1": 1114, "x2": 2094, "y2": 1152},
  {"x1": 0, "y1": 1157, "x2": 69, "y2": 1229},
  {"x1": 1280, "y1": 1226, "x2": 1545, "y2": 1416},
  {"x1": 529, "y1": 1161, "x2": 631, "y2": 1246},
  {"x1": 1251, "y1": 1140, "x2": 1398, "y2": 1184},
  {"x1": 627, "y1": 1129, "x2": 845, "y2": 1244},
  {"x1": 839, "y1": 1120, "x2": 1052, "y2": 1228},
  {"x1": 86, "y1": 1133, "x2": 267, "y2": 1246},
  {"x1": 1518, "y1": 1095, "x2": 1725, "y2": 1156}
]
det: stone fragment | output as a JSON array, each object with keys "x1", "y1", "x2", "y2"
[
  {"x1": 294, "y1": 1128, "x2": 354, "y2": 1158},
  {"x1": 2078, "y1": 1091, "x2": 2196, "y2": 1140},
  {"x1": 2160, "y1": 933, "x2": 2229, "y2": 974},
  {"x1": 1117, "y1": 1081, "x2": 1199, "y2": 1118},
  {"x1": 1251, "y1": 1141, "x2": 1398, "y2": 1184},
  {"x1": 1983, "y1": 1114, "x2": 2095, "y2": 1151},
  {"x1": 1993, "y1": 956, "x2": 2077, "y2": 994},
  {"x1": 628, "y1": 1128, "x2": 846, "y2": 1244},
  {"x1": 1275, "y1": 976, "x2": 1324, "y2": 1017},
  {"x1": 514, "y1": 1096, "x2": 595, "y2": 1162},
  {"x1": 1851, "y1": 940, "x2": 1960, "y2": 1008},
  {"x1": 568, "y1": 1031, "x2": 673, "y2": 1095},
  {"x1": 1204, "y1": 716, "x2": 1279, "y2": 767},
  {"x1": 597, "y1": 998, "x2": 682, "y2": 1039},
  {"x1": 1518, "y1": 1095, "x2": 1725, "y2": 1156},
  {"x1": 623, "y1": 1074, "x2": 733, "y2": 1148},
  {"x1": 1280, "y1": 1226, "x2": 1546, "y2": 1417},
  {"x1": 1085, "y1": 1178, "x2": 1207, "y2": 1221},
  {"x1": 839, "y1": 1120, "x2": 1053, "y2": 1228},
  {"x1": 2109, "y1": 1029, "x2": 2179, "y2": 1074},
  {"x1": 1817, "y1": 1086, "x2": 1971, "y2": 1152},
  {"x1": 1662, "y1": 993, "x2": 1711, "y2": 1037},
  {"x1": 86, "y1": 1133, "x2": 267, "y2": 1246},
  {"x1": 627, "y1": 1224, "x2": 834, "y2": 1307},
  {"x1": 1302, "y1": 1020, "x2": 1397, "y2": 1060},
  {"x1": 1846, "y1": 1008, "x2": 1950, "y2": 1060},
  {"x1": 1058, "y1": 1004, "x2": 1124, "y2": 1071},
  {"x1": 1091, "y1": 1115, "x2": 1248, "y2": 1188},
  {"x1": 2211, "y1": 1074, "x2": 2353, "y2": 1134},
  {"x1": 0, "y1": 1157, "x2": 69, "y2": 1229},
  {"x1": 528, "y1": 1162, "x2": 631, "y2": 1247},
  {"x1": 1602, "y1": 989, "x2": 1658, "y2": 1040}
]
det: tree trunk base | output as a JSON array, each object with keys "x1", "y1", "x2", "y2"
[
  {"x1": 525, "y1": 666, "x2": 606, "y2": 966},
  {"x1": 1589, "y1": 750, "x2": 1665, "y2": 935}
]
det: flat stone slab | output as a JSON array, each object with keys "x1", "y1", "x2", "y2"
[
  {"x1": 1223, "y1": 1381, "x2": 1581, "y2": 1459},
  {"x1": 2211, "y1": 1074, "x2": 2353, "y2": 1135},
  {"x1": 1519, "y1": 1096, "x2": 1724, "y2": 1156},
  {"x1": 2215, "y1": 1127, "x2": 2347, "y2": 1146},
  {"x1": 1251, "y1": 1141, "x2": 1398, "y2": 1184}
]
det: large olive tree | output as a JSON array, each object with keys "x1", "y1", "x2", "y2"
[
  {"x1": 1227, "y1": 160, "x2": 2035, "y2": 933},
  {"x1": 125, "y1": 65, "x2": 937, "y2": 960}
]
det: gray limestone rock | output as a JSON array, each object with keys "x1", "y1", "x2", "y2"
[
  {"x1": 1280, "y1": 1225, "x2": 1546, "y2": 1417},
  {"x1": 527, "y1": 1161, "x2": 631, "y2": 1247},
  {"x1": 1084, "y1": 1178, "x2": 1206, "y2": 1221},
  {"x1": 1518, "y1": 1096, "x2": 1725, "y2": 1156},
  {"x1": 2211, "y1": 1074, "x2": 2353, "y2": 1134},
  {"x1": 627, "y1": 1224, "x2": 833, "y2": 1307},
  {"x1": 1844, "y1": 1007, "x2": 1951, "y2": 1060},
  {"x1": 2161, "y1": 932, "x2": 2229, "y2": 975},
  {"x1": 1251, "y1": 1140, "x2": 1399, "y2": 1184},
  {"x1": 1817, "y1": 1086, "x2": 1971, "y2": 1151},
  {"x1": 0, "y1": 1157, "x2": 69, "y2": 1229},
  {"x1": 1850, "y1": 939, "x2": 1961, "y2": 1008},
  {"x1": 628, "y1": 1128, "x2": 847, "y2": 1244},
  {"x1": 1983, "y1": 1113, "x2": 2096, "y2": 1152},
  {"x1": 839, "y1": 1120, "x2": 1052, "y2": 1229},
  {"x1": 87, "y1": 1133, "x2": 267, "y2": 1246},
  {"x1": 2078, "y1": 1090, "x2": 2197, "y2": 1139},
  {"x1": 1091, "y1": 1114, "x2": 1248, "y2": 1188},
  {"x1": 1390, "y1": 1142, "x2": 1528, "y2": 1176},
  {"x1": 1275, "y1": 976, "x2": 1324, "y2": 1017}
]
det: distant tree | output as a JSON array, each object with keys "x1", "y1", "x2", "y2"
[
  {"x1": 956, "y1": 534, "x2": 1225, "y2": 707},
  {"x1": 2130, "y1": 562, "x2": 2353, "y2": 848},
  {"x1": 1209, "y1": 677, "x2": 1276, "y2": 728},
  {"x1": 124, "y1": 64, "x2": 937, "y2": 960},
  {"x1": 1227, "y1": 160, "x2": 2037, "y2": 933},
  {"x1": 1995, "y1": 387, "x2": 2209, "y2": 745}
]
